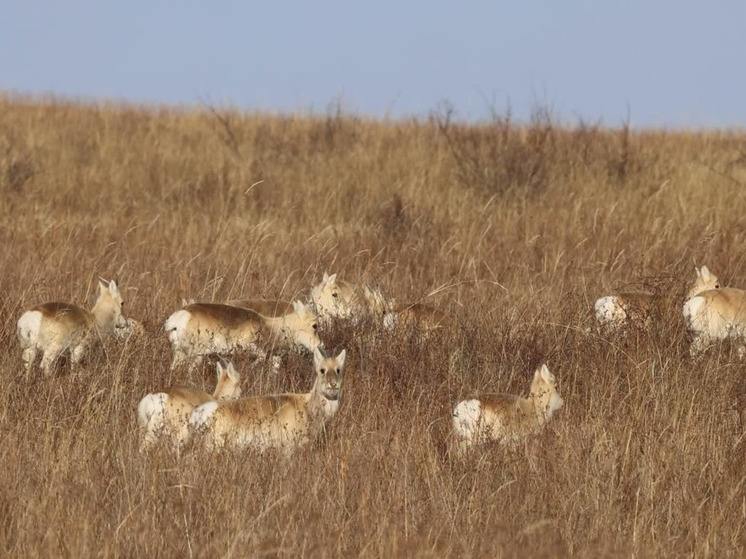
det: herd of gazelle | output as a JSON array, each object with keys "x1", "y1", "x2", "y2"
[{"x1": 15, "y1": 266, "x2": 744, "y2": 455}]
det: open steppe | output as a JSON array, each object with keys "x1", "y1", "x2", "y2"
[{"x1": 1, "y1": 95, "x2": 746, "y2": 557}]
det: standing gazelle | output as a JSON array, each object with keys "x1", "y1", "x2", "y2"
[
  {"x1": 17, "y1": 279, "x2": 128, "y2": 376},
  {"x1": 137, "y1": 360, "x2": 242, "y2": 451},
  {"x1": 189, "y1": 347, "x2": 346, "y2": 454},
  {"x1": 682, "y1": 265, "x2": 746, "y2": 356},
  {"x1": 452, "y1": 364, "x2": 564, "y2": 453},
  {"x1": 164, "y1": 300, "x2": 321, "y2": 371}
]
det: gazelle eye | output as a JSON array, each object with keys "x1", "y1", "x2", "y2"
[
  {"x1": 336, "y1": 368, "x2": 340, "y2": 374},
  {"x1": 332, "y1": 293, "x2": 338, "y2": 298},
  {"x1": 320, "y1": 368, "x2": 326, "y2": 374},
  {"x1": 312, "y1": 323, "x2": 318, "y2": 330}
]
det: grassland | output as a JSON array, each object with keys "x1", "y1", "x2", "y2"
[{"x1": 1, "y1": 94, "x2": 746, "y2": 557}]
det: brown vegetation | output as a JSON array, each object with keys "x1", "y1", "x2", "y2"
[{"x1": 1, "y1": 94, "x2": 746, "y2": 557}]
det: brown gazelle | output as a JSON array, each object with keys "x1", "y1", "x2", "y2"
[
  {"x1": 452, "y1": 364, "x2": 563, "y2": 453},
  {"x1": 383, "y1": 302, "x2": 446, "y2": 335},
  {"x1": 16, "y1": 279, "x2": 128, "y2": 376},
  {"x1": 189, "y1": 347, "x2": 346, "y2": 454},
  {"x1": 682, "y1": 265, "x2": 746, "y2": 355},
  {"x1": 137, "y1": 360, "x2": 242, "y2": 451},
  {"x1": 164, "y1": 300, "x2": 321, "y2": 371}
]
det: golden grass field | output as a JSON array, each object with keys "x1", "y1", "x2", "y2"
[{"x1": 1, "y1": 94, "x2": 746, "y2": 557}]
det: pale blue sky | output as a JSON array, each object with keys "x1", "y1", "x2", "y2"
[{"x1": 2, "y1": 1, "x2": 745, "y2": 127}]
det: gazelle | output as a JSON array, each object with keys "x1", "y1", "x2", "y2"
[
  {"x1": 164, "y1": 300, "x2": 321, "y2": 371},
  {"x1": 311, "y1": 271, "x2": 444, "y2": 334},
  {"x1": 682, "y1": 265, "x2": 746, "y2": 356},
  {"x1": 310, "y1": 272, "x2": 391, "y2": 325},
  {"x1": 17, "y1": 279, "x2": 128, "y2": 376},
  {"x1": 452, "y1": 364, "x2": 563, "y2": 453},
  {"x1": 137, "y1": 360, "x2": 242, "y2": 451},
  {"x1": 189, "y1": 347, "x2": 346, "y2": 453}
]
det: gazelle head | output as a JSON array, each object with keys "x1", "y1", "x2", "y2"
[
  {"x1": 313, "y1": 346, "x2": 346, "y2": 401},
  {"x1": 283, "y1": 300, "x2": 322, "y2": 352},
  {"x1": 686, "y1": 265, "x2": 720, "y2": 300},
  {"x1": 310, "y1": 272, "x2": 356, "y2": 322},
  {"x1": 530, "y1": 364, "x2": 564, "y2": 420},
  {"x1": 213, "y1": 360, "x2": 242, "y2": 400},
  {"x1": 93, "y1": 278, "x2": 128, "y2": 331}
]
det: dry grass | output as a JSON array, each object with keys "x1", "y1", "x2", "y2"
[{"x1": 2, "y1": 94, "x2": 746, "y2": 557}]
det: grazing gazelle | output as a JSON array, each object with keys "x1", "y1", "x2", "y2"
[
  {"x1": 137, "y1": 360, "x2": 242, "y2": 451},
  {"x1": 164, "y1": 300, "x2": 321, "y2": 371},
  {"x1": 452, "y1": 364, "x2": 563, "y2": 453},
  {"x1": 682, "y1": 265, "x2": 746, "y2": 356},
  {"x1": 17, "y1": 279, "x2": 128, "y2": 376},
  {"x1": 310, "y1": 272, "x2": 391, "y2": 324},
  {"x1": 594, "y1": 291, "x2": 656, "y2": 332},
  {"x1": 383, "y1": 302, "x2": 446, "y2": 334},
  {"x1": 311, "y1": 271, "x2": 443, "y2": 334},
  {"x1": 189, "y1": 346, "x2": 346, "y2": 454}
]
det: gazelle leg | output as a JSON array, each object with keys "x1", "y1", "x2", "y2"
[
  {"x1": 70, "y1": 341, "x2": 89, "y2": 371},
  {"x1": 40, "y1": 345, "x2": 63, "y2": 377},
  {"x1": 21, "y1": 347, "x2": 38, "y2": 373}
]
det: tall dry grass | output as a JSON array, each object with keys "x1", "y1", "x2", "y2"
[{"x1": 1, "y1": 94, "x2": 746, "y2": 557}]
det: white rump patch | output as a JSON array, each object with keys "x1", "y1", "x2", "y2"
[
  {"x1": 164, "y1": 310, "x2": 191, "y2": 345},
  {"x1": 137, "y1": 393, "x2": 168, "y2": 429},
  {"x1": 452, "y1": 399, "x2": 482, "y2": 441},
  {"x1": 682, "y1": 296, "x2": 706, "y2": 332},
  {"x1": 594, "y1": 296, "x2": 626, "y2": 327},
  {"x1": 17, "y1": 310, "x2": 42, "y2": 348}
]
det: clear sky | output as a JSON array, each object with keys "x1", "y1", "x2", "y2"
[{"x1": 2, "y1": 1, "x2": 745, "y2": 127}]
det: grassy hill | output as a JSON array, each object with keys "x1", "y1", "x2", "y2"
[{"x1": 1, "y1": 95, "x2": 745, "y2": 557}]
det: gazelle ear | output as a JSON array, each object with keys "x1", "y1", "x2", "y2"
[
  {"x1": 215, "y1": 360, "x2": 225, "y2": 379},
  {"x1": 336, "y1": 349, "x2": 347, "y2": 369},
  {"x1": 323, "y1": 272, "x2": 330, "y2": 282},
  {"x1": 540, "y1": 364, "x2": 554, "y2": 383},
  {"x1": 98, "y1": 279, "x2": 108, "y2": 294},
  {"x1": 695, "y1": 266, "x2": 701, "y2": 277},
  {"x1": 328, "y1": 273, "x2": 337, "y2": 284},
  {"x1": 313, "y1": 346, "x2": 325, "y2": 369},
  {"x1": 226, "y1": 361, "x2": 240, "y2": 381},
  {"x1": 108, "y1": 280, "x2": 120, "y2": 297},
  {"x1": 700, "y1": 265, "x2": 711, "y2": 279},
  {"x1": 293, "y1": 300, "x2": 305, "y2": 314}
]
